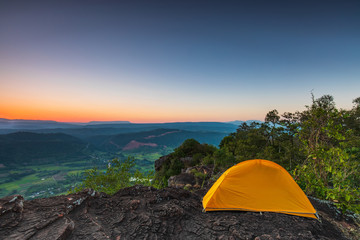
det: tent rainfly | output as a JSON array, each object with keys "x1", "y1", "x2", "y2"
[{"x1": 202, "y1": 159, "x2": 318, "y2": 219}]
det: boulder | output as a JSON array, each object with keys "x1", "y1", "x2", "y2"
[
  {"x1": 179, "y1": 157, "x2": 193, "y2": 167},
  {"x1": 154, "y1": 154, "x2": 171, "y2": 171},
  {"x1": 168, "y1": 173, "x2": 196, "y2": 188}
]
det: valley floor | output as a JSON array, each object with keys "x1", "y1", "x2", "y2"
[{"x1": 0, "y1": 151, "x2": 160, "y2": 199}]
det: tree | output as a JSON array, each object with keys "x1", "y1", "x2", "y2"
[
  {"x1": 294, "y1": 95, "x2": 360, "y2": 213},
  {"x1": 278, "y1": 112, "x2": 303, "y2": 169},
  {"x1": 345, "y1": 97, "x2": 360, "y2": 135},
  {"x1": 69, "y1": 157, "x2": 136, "y2": 195},
  {"x1": 265, "y1": 109, "x2": 280, "y2": 127}
]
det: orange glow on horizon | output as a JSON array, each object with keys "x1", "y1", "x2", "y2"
[
  {"x1": 0, "y1": 107, "x2": 262, "y2": 124},
  {"x1": 0, "y1": 113, "x2": 261, "y2": 124},
  {"x1": 0, "y1": 97, "x2": 264, "y2": 123}
]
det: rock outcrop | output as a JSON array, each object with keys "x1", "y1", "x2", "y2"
[
  {"x1": 168, "y1": 173, "x2": 196, "y2": 188},
  {"x1": 154, "y1": 155, "x2": 171, "y2": 171},
  {"x1": 154, "y1": 155, "x2": 195, "y2": 172},
  {"x1": 1, "y1": 185, "x2": 358, "y2": 240},
  {"x1": 168, "y1": 165, "x2": 213, "y2": 188}
]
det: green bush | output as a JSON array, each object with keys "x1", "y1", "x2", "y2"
[
  {"x1": 154, "y1": 139, "x2": 217, "y2": 187},
  {"x1": 69, "y1": 157, "x2": 136, "y2": 195},
  {"x1": 294, "y1": 95, "x2": 360, "y2": 213}
]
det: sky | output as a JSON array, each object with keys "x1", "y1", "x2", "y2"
[{"x1": 1, "y1": 0, "x2": 359, "y2": 123}]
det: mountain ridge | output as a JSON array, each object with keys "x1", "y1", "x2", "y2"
[
  {"x1": 0, "y1": 118, "x2": 247, "y2": 131},
  {"x1": 0, "y1": 132, "x2": 93, "y2": 167}
]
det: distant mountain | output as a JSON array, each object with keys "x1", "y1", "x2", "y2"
[
  {"x1": 0, "y1": 118, "x2": 132, "y2": 130},
  {"x1": 0, "y1": 132, "x2": 92, "y2": 167},
  {"x1": 0, "y1": 120, "x2": 238, "y2": 138},
  {"x1": 87, "y1": 121, "x2": 131, "y2": 125},
  {"x1": 0, "y1": 127, "x2": 153, "y2": 139},
  {"x1": 0, "y1": 118, "x2": 77, "y2": 130},
  {"x1": 88, "y1": 128, "x2": 229, "y2": 152},
  {"x1": 0, "y1": 120, "x2": 239, "y2": 165},
  {"x1": 79, "y1": 122, "x2": 238, "y2": 133},
  {"x1": 0, "y1": 124, "x2": 234, "y2": 167},
  {"x1": 226, "y1": 120, "x2": 263, "y2": 126}
]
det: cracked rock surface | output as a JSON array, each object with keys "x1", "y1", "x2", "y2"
[{"x1": 0, "y1": 186, "x2": 358, "y2": 240}]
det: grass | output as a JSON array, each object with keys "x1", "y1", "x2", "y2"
[
  {"x1": 67, "y1": 170, "x2": 86, "y2": 175},
  {"x1": 0, "y1": 160, "x2": 91, "y2": 198},
  {"x1": 32, "y1": 164, "x2": 79, "y2": 171},
  {"x1": 122, "y1": 147, "x2": 173, "y2": 162}
]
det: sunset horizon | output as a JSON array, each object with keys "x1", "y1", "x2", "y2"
[
  {"x1": 1, "y1": 0, "x2": 359, "y2": 126},
  {"x1": 0, "y1": 115, "x2": 263, "y2": 124}
]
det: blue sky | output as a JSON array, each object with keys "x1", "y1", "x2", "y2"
[{"x1": 1, "y1": 0, "x2": 359, "y2": 122}]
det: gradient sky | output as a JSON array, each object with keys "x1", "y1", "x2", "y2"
[{"x1": 1, "y1": 0, "x2": 359, "y2": 123}]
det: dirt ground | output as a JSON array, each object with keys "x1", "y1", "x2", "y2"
[{"x1": 0, "y1": 185, "x2": 359, "y2": 240}]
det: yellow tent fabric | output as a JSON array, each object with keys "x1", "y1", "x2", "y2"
[{"x1": 203, "y1": 159, "x2": 317, "y2": 219}]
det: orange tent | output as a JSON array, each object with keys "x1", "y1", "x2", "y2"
[{"x1": 203, "y1": 159, "x2": 318, "y2": 219}]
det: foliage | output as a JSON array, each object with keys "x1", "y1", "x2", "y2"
[
  {"x1": 190, "y1": 168, "x2": 208, "y2": 188},
  {"x1": 202, "y1": 148, "x2": 235, "y2": 173},
  {"x1": 65, "y1": 172, "x2": 84, "y2": 182},
  {"x1": 217, "y1": 119, "x2": 304, "y2": 171},
  {"x1": 344, "y1": 97, "x2": 360, "y2": 135},
  {"x1": 133, "y1": 169, "x2": 154, "y2": 186},
  {"x1": 69, "y1": 157, "x2": 136, "y2": 195},
  {"x1": 172, "y1": 139, "x2": 217, "y2": 159},
  {"x1": 294, "y1": 95, "x2": 360, "y2": 213},
  {"x1": 154, "y1": 139, "x2": 216, "y2": 187}
]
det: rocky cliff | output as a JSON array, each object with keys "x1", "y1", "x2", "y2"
[{"x1": 1, "y1": 185, "x2": 358, "y2": 240}]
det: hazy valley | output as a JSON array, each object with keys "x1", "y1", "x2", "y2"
[{"x1": 0, "y1": 119, "x2": 240, "y2": 199}]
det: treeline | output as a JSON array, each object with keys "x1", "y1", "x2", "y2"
[{"x1": 155, "y1": 95, "x2": 360, "y2": 213}]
